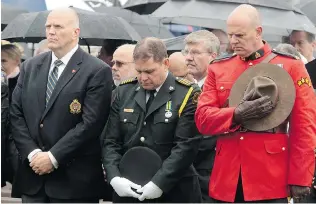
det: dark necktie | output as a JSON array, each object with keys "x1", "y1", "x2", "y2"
[
  {"x1": 46, "y1": 59, "x2": 63, "y2": 106},
  {"x1": 146, "y1": 90, "x2": 156, "y2": 112}
]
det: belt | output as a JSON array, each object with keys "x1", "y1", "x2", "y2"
[{"x1": 239, "y1": 123, "x2": 288, "y2": 134}]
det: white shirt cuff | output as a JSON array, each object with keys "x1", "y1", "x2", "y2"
[
  {"x1": 48, "y1": 151, "x2": 59, "y2": 169},
  {"x1": 27, "y1": 149, "x2": 42, "y2": 162}
]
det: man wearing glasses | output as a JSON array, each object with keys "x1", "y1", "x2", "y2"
[
  {"x1": 112, "y1": 44, "x2": 137, "y2": 87},
  {"x1": 182, "y1": 30, "x2": 221, "y2": 203}
]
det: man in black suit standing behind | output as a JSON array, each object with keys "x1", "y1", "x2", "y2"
[{"x1": 10, "y1": 8, "x2": 113, "y2": 203}]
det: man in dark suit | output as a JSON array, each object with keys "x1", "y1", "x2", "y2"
[
  {"x1": 102, "y1": 37, "x2": 202, "y2": 203},
  {"x1": 183, "y1": 30, "x2": 220, "y2": 203},
  {"x1": 10, "y1": 8, "x2": 112, "y2": 203}
]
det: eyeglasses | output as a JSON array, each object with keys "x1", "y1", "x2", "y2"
[
  {"x1": 181, "y1": 49, "x2": 211, "y2": 57},
  {"x1": 112, "y1": 60, "x2": 134, "y2": 68}
]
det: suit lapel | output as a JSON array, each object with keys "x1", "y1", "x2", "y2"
[
  {"x1": 134, "y1": 85, "x2": 146, "y2": 112},
  {"x1": 41, "y1": 48, "x2": 83, "y2": 120},
  {"x1": 37, "y1": 53, "x2": 52, "y2": 115},
  {"x1": 145, "y1": 73, "x2": 175, "y2": 118}
]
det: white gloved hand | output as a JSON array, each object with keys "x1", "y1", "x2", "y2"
[
  {"x1": 137, "y1": 181, "x2": 163, "y2": 201},
  {"x1": 110, "y1": 177, "x2": 141, "y2": 198}
]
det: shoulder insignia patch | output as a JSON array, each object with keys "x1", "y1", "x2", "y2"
[
  {"x1": 210, "y1": 53, "x2": 237, "y2": 64},
  {"x1": 192, "y1": 91, "x2": 201, "y2": 105},
  {"x1": 176, "y1": 77, "x2": 194, "y2": 86},
  {"x1": 272, "y1": 49, "x2": 299, "y2": 60},
  {"x1": 119, "y1": 77, "x2": 138, "y2": 85}
]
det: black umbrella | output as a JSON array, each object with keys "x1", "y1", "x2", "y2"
[
  {"x1": 123, "y1": 0, "x2": 167, "y2": 14},
  {"x1": 92, "y1": 6, "x2": 173, "y2": 39},
  {"x1": 1, "y1": 2, "x2": 28, "y2": 31},
  {"x1": 296, "y1": 0, "x2": 316, "y2": 25},
  {"x1": 152, "y1": 0, "x2": 316, "y2": 36},
  {"x1": 1, "y1": 7, "x2": 141, "y2": 46}
]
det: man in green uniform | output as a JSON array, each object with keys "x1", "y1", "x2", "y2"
[{"x1": 102, "y1": 37, "x2": 202, "y2": 203}]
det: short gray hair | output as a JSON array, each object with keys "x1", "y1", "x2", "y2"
[
  {"x1": 133, "y1": 37, "x2": 168, "y2": 63},
  {"x1": 184, "y1": 30, "x2": 220, "y2": 55},
  {"x1": 274, "y1": 43, "x2": 301, "y2": 59}
]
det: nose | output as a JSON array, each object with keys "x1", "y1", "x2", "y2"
[
  {"x1": 185, "y1": 53, "x2": 193, "y2": 61},
  {"x1": 112, "y1": 64, "x2": 118, "y2": 71},
  {"x1": 139, "y1": 72, "x2": 148, "y2": 81}
]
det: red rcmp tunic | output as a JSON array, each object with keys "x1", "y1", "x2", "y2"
[{"x1": 195, "y1": 43, "x2": 316, "y2": 202}]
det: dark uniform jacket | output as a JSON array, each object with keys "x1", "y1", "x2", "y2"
[
  {"x1": 102, "y1": 73, "x2": 202, "y2": 202},
  {"x1": 10, "y1": 48, "x2": 113, "y2": 199}
]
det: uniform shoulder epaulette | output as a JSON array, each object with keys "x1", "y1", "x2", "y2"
[
  {"x1": 119, "y1": 77, "x2": 138, "y2": 86},
  {"x1": 175, "y1": 77, "x2": 194, "y2": 86},
  {"x1": 210, "y1": 53, "x2": 237, "y2": 64},
  {"x1": 272, "y1": 49, "x2": 299, "y2": 60}
]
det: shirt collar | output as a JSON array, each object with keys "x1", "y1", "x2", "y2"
[
  {"x1": 7, "y1": 66, "x2": 20, "y2": 79},
  {"x1": 197, "y1": 77, "x2": 206, "y2": 88},
  {"x1": 51, "y1": 44, "x2": 79, "y2": 66},
  {"x1": 239, "y1": 41, "x2": 269, "y2": 61},
  {"x1": 155, "y1": 72, "x2": 169, "y2": 93}
]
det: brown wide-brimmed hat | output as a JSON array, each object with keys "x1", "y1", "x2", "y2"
[{"x1": 229, "y1": 63, "x2": 296, "y2": 131}]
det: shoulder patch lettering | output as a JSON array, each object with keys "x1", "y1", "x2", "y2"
[
  {"x1": 119, "y1": 77, "x2": 138, "y2": 85},
  {"x1": 176, "y1": 77, "x2": 194, "y2": 86},
  {"x1": 272, "y1": 49, "x2": 299, "y2": 60},
  {"x1": 210, "y1": 53, "x2": 237, "y2": 64}
]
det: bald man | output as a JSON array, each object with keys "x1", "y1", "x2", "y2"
[
  {"x1": 11, "y1": 8, "x2": 113, "y2": 203},
  {"x1": 168, "y1": 52, "x2": 194, "y2": 82},
  {"x1": 112, "y1": 44, "x2": 137, "y2": 86},
  {"x1": 195, "y1": 4, "x2": 316, "y2": 203}
]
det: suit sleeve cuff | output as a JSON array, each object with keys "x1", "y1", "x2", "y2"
[
  {"x1": 27, "y1": 149, "x2": 42, "y2": 162},
  {"x1": 48, "y1": 151, "x2": 59, "y2": 169}
]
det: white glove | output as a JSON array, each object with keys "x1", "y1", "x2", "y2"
[
  {"x1": 137, "y1": 181, "x2": 163, "y2": 201},
  {"x1": 110, "y1": 177, "x2": 141, "y2": 198}
]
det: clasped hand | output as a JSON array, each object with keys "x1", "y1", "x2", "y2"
[{"x1": 30, "y1": 152, "x2": 54, "y2": 175}]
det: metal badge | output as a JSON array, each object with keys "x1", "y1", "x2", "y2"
[{"x1": 165, "y1": 111, "x2": 172, "y2": 118}]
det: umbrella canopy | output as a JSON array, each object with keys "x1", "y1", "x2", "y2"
[
  {"x1": 1, "y1": 7, "x2": 141, "y2": 45},
  {"x1": 152, "y1": 0, "x2": 316, "y2": 35},
  {"x1": 123, "y1": 0, "x2": 167, "y2": 14},
  {"x1": 92, "y1": 6, "x2": 173, "y2": 38},
  {"x1": 1, "y1": 0, "x2": 94, "y2": 12},
  {"x1": 1, "y1": 2, "x2": 28, "y2": 30},
  {"x1": 163, "y1": 34, "x2": 187, "y2": 51},
  {"x1": 296, "y1": 0, "x2": 316, "y2": 25}
]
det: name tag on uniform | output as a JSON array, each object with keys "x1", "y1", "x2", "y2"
[{"x1": 124, "y1": 108, "x2": 134, "y2": 113}]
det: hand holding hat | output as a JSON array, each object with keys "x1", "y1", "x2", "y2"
[
  {"x1": 137, "y1": 181, "x2": 163, "y2": 201},
  {"x1": 110, "y1": 176, "x2": 141, "y2": 199},
  {"x1": 234, "y1": 89, "x2": 275, "y2": 124}
]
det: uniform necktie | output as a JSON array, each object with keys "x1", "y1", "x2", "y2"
[
  {"x1": 146, "y1": 90, "x2": 156, "y2": 112},
  {"x1": 46, "y1": 59, "x2": 63, "y2": 106}
]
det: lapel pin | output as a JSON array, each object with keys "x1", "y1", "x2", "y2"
[
  {"x1": 72, "y1": 69, "x2": 76, "y2": 73},
  {"x1": 169, "y1": 86, "x2": 174, "y2": 91},
  {"x1": 136, "y1": 87, "x2": 140, "y2": 91}
]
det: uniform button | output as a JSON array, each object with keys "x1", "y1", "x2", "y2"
[
  {"x1": 40, "y1": 124, "x2": 44, "y2": 128},
  {"x1": 123, "y1": 119, "x2": 127, "y2": 123},
  {"x1": 214, "y1": 147, "x2": 216, "y2": 151},
  {"x1": 249, "y1": 62, "x2": 253, "y2": 66},
  {"x1": 165, "y1": 119, "x2": 169, "y2": 123},
  {"x1": 220, "y1": 86, "x2": 224, "y2": 90},
  {"x1": 140, "y1": 137, "x2": 145, "y2": 142},
  {"x1": 240, "y1": 136, "x2": 244, "y2": 140},
  {"x1": 144, "y1": 122, "x2": 146, "y2": 126},
  {"x1": 282, "y1": 147, "x2": 286, "y2": 151}
]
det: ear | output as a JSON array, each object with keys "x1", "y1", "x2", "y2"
[
  {"x1": 209, "y1": 53, "x2": 217, "y2": 63},
  {"x1": 256, "y1": 26, "x2": 263, "y2": 38},
  {"x1": 312, "y1": 40, "x2": 316, "y2": 49},
  {"x1": 163, "y1": 58, "x2": 169, "y2": 69},
  {"x1": 74, "y1": 28, "x2": 80, "y2": 38}
]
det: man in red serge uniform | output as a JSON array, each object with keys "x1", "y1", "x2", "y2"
[{"x1": 195, "y1": 4, "x2": 316, "y2": 203}]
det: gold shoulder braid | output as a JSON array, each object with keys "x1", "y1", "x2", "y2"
[
  {"x1": 119, "y1": 77, "x2": 138, "y2": 85},
  {"x1": 176, "y1": 77, "x2": 193, "y2": 86}
]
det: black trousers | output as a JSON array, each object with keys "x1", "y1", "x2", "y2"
[
  {"x1": 21, "y1": 187, "x2": 99, "y2": 203},
  {"x1": 197, "y1": 169, "x2": 216, "y2": 203},
  {"x1": 213, "y1": 174, "x2": 288, "y2": 203}
]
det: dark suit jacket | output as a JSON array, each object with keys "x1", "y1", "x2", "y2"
[
  {"x1": 10, "y1": 47, "x2": 113, "y2": 199},
  {"x1": 102, "y1": 74, "x2": 202, "y2": 202},
  {"x1": 306, "y1": 58, "x2": 316, "y2": 88}
]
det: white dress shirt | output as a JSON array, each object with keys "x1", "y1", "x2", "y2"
[
  {"x1": 197, "y1": 77, "x2": 206, "y2": 88},
  {"x1": 28, "y1": 44, "x2": 79, "y2": 169}
]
